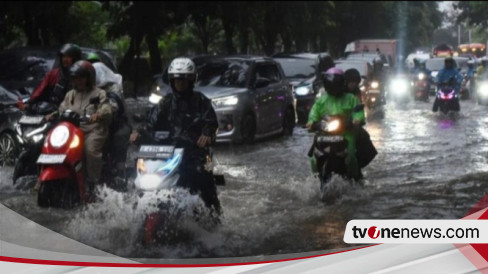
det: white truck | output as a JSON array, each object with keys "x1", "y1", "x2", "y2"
[{"x1": 344, "y1": 39, "x2": 398, "y2": 67}]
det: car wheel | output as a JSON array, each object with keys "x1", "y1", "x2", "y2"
[
  {"x1": 240, "y1": 114, "x2": 256, "y2": 144},
  {"x1": 0, "y1": 133, "x2": 18, "y2": 167},
  {"x1": 282, "y1": 107, "x2": 295, "y2": 136}
]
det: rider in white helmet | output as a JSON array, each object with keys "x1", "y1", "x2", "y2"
[{"x1": 130, "y1": 57, "x2": 221, "y2": 213}]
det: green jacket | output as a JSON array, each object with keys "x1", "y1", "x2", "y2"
[{"x1": 308, "y1": 93, "x2": 365, "y2": 124}]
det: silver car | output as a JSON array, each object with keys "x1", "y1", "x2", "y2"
[{"x1": 150, "y1": 56, "x2": 296, "y2": 144}]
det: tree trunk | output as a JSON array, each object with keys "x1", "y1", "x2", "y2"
[
  {"x1": 222, "y1": 17, "x2": 236, "y2": 54},
  {"x1": 23, "y1": 7, "x2": 41, "y2": 46},
  {"x1": 238, "y1": 27, "x2": 249, "y2": 54},
  {"x1": 146, "y1": 32, "x2": 162, "y2": 75}
]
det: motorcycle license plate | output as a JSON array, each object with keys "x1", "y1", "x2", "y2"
[
  {"x1": 139, "y1": 145, "x2": 175, "y2": 159},
  {"x1": 317, "y1": 135, "x2": 344, "y2": 143},
  {"x1": 19, "y1": 115, "x2": 44, "y2": 125},
  {"x1": 368, "y1": 89, "x2": 380, "y2": 94},
  {"x1": 37, "y1": 154, "x2": 66, "y2": 164}
]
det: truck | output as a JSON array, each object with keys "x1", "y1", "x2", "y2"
[{"x1": 344, "y1": 39, "x2": 398, "y2": 67}]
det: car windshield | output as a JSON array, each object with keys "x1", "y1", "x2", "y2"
[
  {"x1": 274, "y1": 58, "x2": 316, "y2": 79},
  {"x1": 0, "y1": 51, "x2": 55, "y2": 82},
  {"x1": 196, "y1": 60, "x2": 250, "y2": 88}
]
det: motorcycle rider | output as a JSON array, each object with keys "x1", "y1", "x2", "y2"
[
  {"x1": 371, "y1": 57, "x2": 387, "y2": 104},
  {"x1": 344, "y1": 68, "x2": 363, "y2": 102},
  {"x1": 86, "y1": 52, "x2": 123, "y2": 95},
  {"x1": 433, "y1": 57, "x2": 462, "y2": 112},
  {"x1": 306, "y1": 67, "x2": 366, "y2": 181},
  {"x1": 411, "y1": 58, "x2": 432, "y2": 94},
  {"x1": 87, "y1": 52, "x2": 131, "y2": 180},
  {"x1": 21, "y1": 43, "x2": 82, "y2": 110},
  {"x1": 129, "y1": 57, "x2": 221, "y2": 214},
  {"x1": 46, "y1": 60, "x2": 113, "y2": 196}
]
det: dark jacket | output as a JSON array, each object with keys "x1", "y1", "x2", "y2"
[{"x1": 143, "y1": 90, "x2": 218, "y2": 148}]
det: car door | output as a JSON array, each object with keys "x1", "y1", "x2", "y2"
[
  {"x1": 265, "y1": 62, "x2": 291, "y2": 130},
  {"x1": 250, "y1": 62, "x2": 276, "y2": 134}
]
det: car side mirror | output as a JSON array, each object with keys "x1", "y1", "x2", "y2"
[{"x1": 254, "y1": 77, "x2": 271, "y2": 89}]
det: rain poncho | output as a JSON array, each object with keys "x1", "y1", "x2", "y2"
[
  {"x1": 435, "y1": 68, "x2": 463, "y2": 94},
  {"x1": 93, "y1": 62, "x2": 122, "y2": 93}
]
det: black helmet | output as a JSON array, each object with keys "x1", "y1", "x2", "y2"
[
  {"x1": 344, "y1": 68, "x2": 361, "y2": 85},
  {"x1": 59, "y1": 43, "x2": 82, "y2": 62},
  {"x1": 444, "y1": 57, "x2": 455, "y2": 69},
  {"x1": 69, "y1": 60, "x2": 96, "y2": 87},
  {"x1": 323, "y1": 67, "x2": 345, "y2": 97}
]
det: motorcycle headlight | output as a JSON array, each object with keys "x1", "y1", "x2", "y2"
[
  {"x1": 326, "y1": 119, "x2": 340, "y2": 132},
  {"x1": 370, "y1": 81, "x2": 379, "y2": 89},
  {"x1": 212, "y1": 95, "x2": 239, "y2": 108},
  {"x1": 418, "y1": 73, "x2": 425, "y2": 80},
  {"x1": 149, "y1": 93, "x2": 163, "y2": 104},
  {"x1": 295, "y1": 85, "x2": 312, "y2": 96},
  {"x1": 370, "y1": 97, "x2": 376, "y2": 102},
  {"x1": 50, "y1": 125, "x2": 70, "y2": 148}
]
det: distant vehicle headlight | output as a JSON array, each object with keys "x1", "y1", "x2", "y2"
[
  {"x1": 418, "y1": 73, "x2": 425, "y2": 80},
  {"x1": 478, "y1": 82, "x2": 488, "y2": 98},
  {"x1": 295, "y1": 85, "x2": 312, "y2": 96},
  {"x1": 390, "y1": 79, "x2": 409, "y2": 94},
  {"x1": 370, "y1": 81, "x2": 379, "y2": 89},
  {"x1": 149, "y1": 93, "x2": 163, "y2": 104},
  {"x1": 212, "y1": 95, "x2": 239, "y2": 108}
]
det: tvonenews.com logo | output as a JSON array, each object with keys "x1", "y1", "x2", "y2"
[{"x1": 344, "y1": 220, "x2": 488, "y2": 244}]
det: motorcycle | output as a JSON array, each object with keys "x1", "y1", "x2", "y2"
[
  {"x1": 364, "y1": 80, "x2": 385, "y2": 110},
  {"x1": 12, "y1": 102, "x2": 57, "y2": 184},
  {"x1": 412, "y1": 72, "x2": 430, "y2": 101},
  {"x1": 36, "y1": 97, "x2": 121, "y2": 208},
  {"x1": 308, "y1": 116, "x2": 351, "y2": 204},
  {"x1": 433, "y1": 79, "x2": 460, "y2": 114},
  {"x1": 132, "y1": 130, "x2": 225, "y2": 246}
]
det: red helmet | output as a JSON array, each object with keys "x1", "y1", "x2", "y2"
[{"x1": 69, "y1": 60, "x2": 96, "y2": 87}]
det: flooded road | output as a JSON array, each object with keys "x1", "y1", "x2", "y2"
[{"x1": 1, "y1": 98, "x2": 487, "y2": 258}]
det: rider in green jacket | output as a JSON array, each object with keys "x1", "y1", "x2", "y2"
[{"x1": 306, "y1": 67, "x2": 366, "y2": 180}]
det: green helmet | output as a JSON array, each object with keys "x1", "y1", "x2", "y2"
[{"x1": 87, "y1": 52, "x2": 100, "y2": 63}]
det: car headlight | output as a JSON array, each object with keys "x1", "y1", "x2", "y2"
[
  {"x1": 390, "y1": 79, "x2": 408, "y2": 94},
  {"x1": 418, "y1": 73, "x2": 425, "y2": 80},
  {"x1": 370, "y1": 81, "x2": 379, "y2": 89},
  {"x1": 212, "y1": 95, "x2": 239, "y2": 108},
  {"x1": 295, "y1": 85, "x2": 312, "y2": 96},
  {"x1": 50, "y1": 125, "x2": 70, "y2": 148},
  {"x1": 149, "y1": 93, "x2": 163, "y2": 104}
]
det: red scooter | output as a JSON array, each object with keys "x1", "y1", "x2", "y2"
[{"x1": 36, "y1": 98, "x2": 99, "y2": 208}]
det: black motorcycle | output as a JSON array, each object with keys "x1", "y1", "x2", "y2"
[
  {"x1": 308, "y1": 115, "x2": 351, "y2": 204},
  {"x1": 12, "y1": 101, "x2": 57, "y2": 184}
]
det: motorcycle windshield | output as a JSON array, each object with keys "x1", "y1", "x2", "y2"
[{"x1": 135, "y1": 155, "x2": 181, "y2": 191}]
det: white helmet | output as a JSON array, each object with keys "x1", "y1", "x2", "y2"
[{"x1": 168, "y1": 57, "x2": 197, "y2": 82}]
